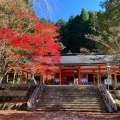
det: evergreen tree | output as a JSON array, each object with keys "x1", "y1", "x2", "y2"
[
  {"x1": 86, "y1": 0, "x2": 120, "y2": 57},
  {"x1": 40, "y1": 18, "x2": 53, "y2": 24},
  {"x1": 56, "y1": 8, "x2": 104, "y2": 54},
  {"x1": 56, "y1": 19, "x2": 69, "y2": 53}
]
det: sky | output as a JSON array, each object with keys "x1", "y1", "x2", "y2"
[{"x1": 33, "y1": 0, "x2": 104, "y2": 23}]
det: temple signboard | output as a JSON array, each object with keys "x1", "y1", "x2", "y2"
[{"x1": 104, "y1": 78, "x2": 112, "y2": 85}]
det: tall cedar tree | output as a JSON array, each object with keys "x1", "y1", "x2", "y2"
[{"x1": 56, "y1": 8, "x2": 97, "y2": 53}]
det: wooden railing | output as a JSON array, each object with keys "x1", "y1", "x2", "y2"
[
  {"x1": 98, "y1": 84, "x2": 117, "y2": 112},
  {"x1": 27, "y1": 84, "x2": 44, "y2": 111}
]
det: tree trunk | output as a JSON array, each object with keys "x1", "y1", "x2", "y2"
[
  {"x1": 29, "y1": 73, "x2": 37, "y2": 85},
  {"x1": 0, "y1": 74, "x2": 8, "y2": 84},
  {"x1": 13, "y1": 70, "x2": 17, "y2": 84}
]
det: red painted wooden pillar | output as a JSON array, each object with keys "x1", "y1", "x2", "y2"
[
  {"x1": 59, "y1": 67, "x2": 62, "y2": 85},
  {"x1": 98, "y1": 66, "x2": 101, "y2": 84},
  {"x1": 93, "y1": 71, "x2": 96, "y2": 85},
  {"x1": 61, "y1": 71, "x2": 64, "y2": 85},
  {"x1": 117, "y1": 66, "x2": 120, "y2": 82},
  {"x1": 63, "y1": 74, "x2": 64, "y2": 85},
  {"x1": 78, "y1": 66, "x2": 81, "y2": 84},
  {"x1": 20, "y1": 70, "x2": 24, "y2": 84}
]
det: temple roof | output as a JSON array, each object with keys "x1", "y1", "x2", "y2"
[{"x1": 57, "y1": 54, "x2": 118, "y2": 65}]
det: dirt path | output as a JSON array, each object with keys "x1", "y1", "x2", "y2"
[{"x1": 0, "y1": 110, "x2": 120, "y2": 120}]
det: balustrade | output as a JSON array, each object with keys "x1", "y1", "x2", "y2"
[
  {"x1": 98, "y1": 84, "x2": 117, "y2": 112},
  {"x1": 27, "y1": 84, "x2": 44, "y2": 111}
]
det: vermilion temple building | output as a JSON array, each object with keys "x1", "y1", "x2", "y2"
[
  {"x1": 19, "y1": 53, "x2": 120, "y2": 85},
  {"x1": 53, "y1": 53, "x2": 120, "y2": 85}
]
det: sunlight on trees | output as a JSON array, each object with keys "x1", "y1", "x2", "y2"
[
  {"x1": 0, "y1": 0, "x2": 61, "y2": 83},
  {"x1": 85, "y1": 0, "x2": 120, "y2": 58}
]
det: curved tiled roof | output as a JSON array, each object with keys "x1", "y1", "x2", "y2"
[{"x1": 58, "y1": 54, "x2": 117, "y2": 65}]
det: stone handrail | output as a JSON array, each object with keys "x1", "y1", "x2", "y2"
[
  {"x1": 98, "y1": 84, "x2": 117, "y2": 112},
  {"x1": 27, "y1": 84, "x2": 44, "y2": 111}
]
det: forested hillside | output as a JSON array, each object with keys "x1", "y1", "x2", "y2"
[{"x1": 56, "y1": 8, "x2": 103, "y2": 53}]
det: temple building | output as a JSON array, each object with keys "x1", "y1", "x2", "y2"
[
  {"x1": 18, "y1": 53, "x2": 120, "y2": 85},
  {"x1": 53, "y1": 53, "x2": 120, "y2": 85}
]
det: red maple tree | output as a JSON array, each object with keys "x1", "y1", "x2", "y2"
[{"x1": 0, "y1": 10, "x2": 61, "y2": 83}]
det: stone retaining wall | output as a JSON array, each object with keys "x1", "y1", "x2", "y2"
[{"x1": 0, "y1": 90, "x2": 28, "y2": 97}]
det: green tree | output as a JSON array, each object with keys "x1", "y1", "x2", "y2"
[
  {"x1": 86, "y1": 0, "x2": 120, "y2": 57},
  {"x1": 56, "y1": 19, "x2": 69, "y2": 53},
  {"x1": 56, "y1": 8, "x2": 98, "y2": 53},
  {"x1": 40, "y1": 18, "x2": 53, "y2": 24},
  {"x1": 0, "y1": 0, "x2": 34, "y2": 33},
  {"x1": 68, "y1": 15, "x2": 81, "y2": 52},
  {"x1": 78, "y1": 8, "x2": 95, "y2": 51},
  {"x1": 68, "y1": 15, "x2": 75, "y2": 24},
  {"x1": 81, "y1": 8, "x2": 89, "y2": 21}
]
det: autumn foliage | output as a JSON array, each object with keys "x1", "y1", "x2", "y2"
[{"x1": 0, "y1": 1, "x2": 61, "y2": 82}]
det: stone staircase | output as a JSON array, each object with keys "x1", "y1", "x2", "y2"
[{"x1": 36, "y1": 85, "x2": 108, "y2": 112}]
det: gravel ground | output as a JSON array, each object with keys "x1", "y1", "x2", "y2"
[{"x1": 0, "y1": 110, "x2": 120, "y2": 120}]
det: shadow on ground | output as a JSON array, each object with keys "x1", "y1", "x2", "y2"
[{"x1": 0, "y1": 110, "x2": 120, "y2": 120}]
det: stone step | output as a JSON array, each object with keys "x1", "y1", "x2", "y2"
[
  {"x1": 43, "y1": 89, "x2": 97, "y2": 91},
  {"x1": 38, "y1": 102, "x2": 103, "y2": 105},
  {"x1": 39, "y1": 96, "x2": 101, "y2": 98},
  {"x1": 37, "y1": 104, "x2": 106, "y2": 111},
  {"x1": 45, "y1": 85, "x2": 95, "y2": 87},
  {"x1": 40, "y1": 95, "x2": 100, "y2": 98},
  {"x1": 37, "y1": 104, "x2": 104, "y2": 107},
  {"x1": 36, "y1": 107, "x2": 106, "y2": 112},
  {"x1": 43, "y1": 89, "x2": 96, "y2": 91},
  {"x1": 38, "y1": 103, "x2": 105, "y2": 107},
  {"x1": 37, "y1": 106, "x2": 104, "y2": 110},
  {"x1": 42, "y1": 90, "x2": 99, "y2": 93},
  {"x1": 38, "y1": 101, "x2": 103, "y2": 104},
  {"x1": 36, "y1": 85, "x2": 107, "y2": 112},
  {"x1": 42, "y1": 90, "x2": 97, "y2": 92},
  {"x1": 41, "y1": 92, "x2": 101, "y2": 94},
  {"x1": 39, "y1": 97, "x2": 101, "y2": 100},
  {"x1": 43, "y1": 87, "x2": 96, "y2": 89}
]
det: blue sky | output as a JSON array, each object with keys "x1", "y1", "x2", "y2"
[{"x1": 33, "y1": 0, "x2": 104, "y2": 22}]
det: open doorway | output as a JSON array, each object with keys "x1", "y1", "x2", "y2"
[
  {"x1": 64, "y1": 76, "x2": 74, "y2": 85},
  {"x1": 88, "y1": 74, "x2": 94, "y2": 84}
]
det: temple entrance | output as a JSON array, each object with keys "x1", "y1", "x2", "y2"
[
  {"x1": 88, "y1": 74, "x2": 94, "y2": 84},
  {"x1": 63, "y1": 71, "x2": 74, "y2": 85},
  {"x1": 64, "y1": 76, "x2": 74, "y2": 85}
]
